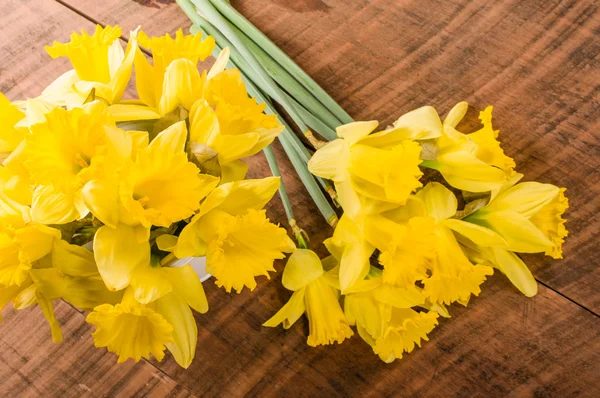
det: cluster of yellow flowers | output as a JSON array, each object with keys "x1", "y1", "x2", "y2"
[
  {"x1": 265, "y1": 104, "x2": 568, "y2": 362},
  {"x1": 0, "y1": 24, "x2": 568, "y2": 367},
  {"x1": 0, "y1": 26, "x2": 296, "y2": 367}
]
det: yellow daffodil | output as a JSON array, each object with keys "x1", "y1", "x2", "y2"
[
  {"x1": 464, "y1": 177, "x2": 568, "y2": 258},
  {"x1": 0, "y1": 211, "x2": 60, "y2": 287},
  {"x1": 420, "y1": 103, "x2": 513, "y2": 192},
  {"x1": 264, "y1": 249, "x2": 353, "y2": 346},
  {"x1": 188, "y1": 69, "x2": 283, "y2": 182},
  {"x1": 171, "y1": 177, "x2": 294, "y2": 293},
  {"x1": 323, "y1": 214, "x2": 375, "y2": 292},
  {"x1": 24, "y1": 101, "x2": 118, "y2": 224},
  {"x1": 116, "y1": 121, "x2": 218, "y2": 228},
  {"x1": 87, "y1": 262, "x2": 208, "y2": 368},
  {"x1": 87, "y1": 287, "x2": 173, "y2": 363},
  {"x1": 83, "y1": 121, "x2": 218, "y2": 292},
  {"x1": 451, "y1": 176, "x2": 568, "y2": 297},
  {"x1": 371, "y1": 183, "x2": 494, "y2": 306},
  {"x1": 134, "y1": 29, "x2": 215, "y2": 113},
  {"x1": 45, "y1": 25, "x2": 139, "y2": 105},
  {"x1": 309, "y1": 107, "x2": 441, "y2": 217},
  {"x1": 30, "y1": 240, "x2": 122, "y2": 309},
  {"x1": 371, "y1": 309, "x2": 438, "y2": 363}
]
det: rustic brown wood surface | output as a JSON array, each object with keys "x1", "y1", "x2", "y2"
[{"x1": 0, "y1": 0, "x2": 599, "y2": 397}]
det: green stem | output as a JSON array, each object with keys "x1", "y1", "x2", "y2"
[
  {"x1": 264, "y1": 146, "x2": 309, "y2": 248},
  {"x1": 229, "y1": 21, "x2": 342, "y2": 132},
  {"x1": 207, "y1": 0, "x2": 354, "y2": 125}
]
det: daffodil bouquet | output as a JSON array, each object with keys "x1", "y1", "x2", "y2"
[
  {"x1": 0, "y1": 26, "x2": 296, "y2": 367},
  {"x1": 0, "y1": 0, "x2": 568, "y2": 369}
]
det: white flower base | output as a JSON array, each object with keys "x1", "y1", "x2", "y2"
[
  {"x1": 168, "y1": 256, "x2": 211, "y2": 282},
  {"x1": 83, "y1": 242, "x2": 210, "y2": 283}
]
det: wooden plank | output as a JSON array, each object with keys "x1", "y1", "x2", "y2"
[
  {"x1": 0, "y1": 0, "x2": 598, "y2": 397},
  {"x1": 57, "y1": 0, "x2": 600, "y2": 312},
  {"x1": 57, "y1": 0, "x2": 191, "y2": 38}
]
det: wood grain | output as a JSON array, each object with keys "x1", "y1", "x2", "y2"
[{"x1": 0, "y1": 0, "x2": 598, "y2": 397}]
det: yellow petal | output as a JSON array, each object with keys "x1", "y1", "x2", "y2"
[
  {"x1": 468, "y1": 210, "x2": 552, "y2": 253},
  {"x1": 108, "y1": 104, "x2": 161, "y2": 122},
  {"x1": 486, "y1": 182, "x2": 560, "y2": 218},
  {"x1": 212, "y1": 133, "x2": 260, "y2": 164},
  {"x1": 307, "y1": 139, "x2": 349, "y2": 182},
  {"x1": 207, "y1": 47, "x2": 230, "y2": 80},
  {"x1": 156, "y1": 234, "x2": 178, "y2": 252},
  {"x1": 149, "y1": 120, "x2": 187, "y2": 153},
  {"x1": 361, "y1": 106, "x2": 442, "y2": 147},
  {"x1": 31, "y1": 185, "x2": 88, "y2": 225},
  {"x1": 336, "y1": 121, "x2": 378, "y2": 145},
  {"x1": 220, "y1": 160, "x2": 248, "y2": 183},
  {"x1": 282, "y1": 249, "x2": 324, "y2": 291},
  {"x1": 51, "y1": 240, "x2": 99, "y2": 277},
  {"x1": 82, "y1": 180, "x2": 120, "y2": 228},
  {"x1": 36, "y1": 291, "x2": 63, "y2": 343},
  {"x1": 130, "y1": 262, "x2": 172, "y2": 304},
  {"x1": 156, "y1": 293, "x2": 198, "y2": 369},
  {"x1": 163, "y1": 264, "x2": 209, "y2": 314},
  {"x1": 158, "y1": 58, "x2": 204, "y2": 115},
  {"x1": 443, "y1": 218, "x2": 507, "y2": 247},
  {"x1": 423, "y1": 151, "x2": 506, "y2": 192},
  {"x1": 199, "y1": 177, "x2": 280, "y2": 217},
  {"x1": 94, "y1": 224, "x2": 151, "y2": 291},
  {"x1": 491, "y1": 248, "x2": 537, "y2": 297},
  {"x1": 443, "y1": 102, "x2": 468, "y2": 128},
  {"x1": 189, "y1": 99, "x2": 220, "y2": 146},
  {"x1": 263, "y1": 288, "x2": 306, "y2": 329},
  {"x1": 416, "y1": 182, "x2": 457, "y2": 222}
]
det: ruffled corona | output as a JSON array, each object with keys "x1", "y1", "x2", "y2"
[
  {"x1": 46, "y1": 25, "x2": 122, "y2": 83},
  {"x1": 87, "y1": 298, "x2": 173, "y2": 363},
  {"x1": 25, "y1": 101, "x2": 112, "y2": 192},
  {"x1": 529, "y1": 188, "x2": 568, "y2": 259},
  {"x1": 205, "y1": 209, "x2": 293, "y2": 293},
  {"x1": 372, "y1": 309, "x2": 439, "y2": 363},
  {"x1": 378, "y1": 216, "x2": 437, "y2": 288}
]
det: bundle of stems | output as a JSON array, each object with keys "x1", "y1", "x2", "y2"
[{"x1": 177, "y1": 0, "x2": 354, "y2": 245}]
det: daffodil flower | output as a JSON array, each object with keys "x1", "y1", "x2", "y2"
[
  {"x1": 372, "y1": 183, "x2": 494, "y2": 306},
  {"x1": 452, "y1": 175, "x2": 568, "y2": 296},
  {"x1": 44, "y1": 25, "x2": 139, "y2": 106},
  {"x1": 170, "y1": 177, "x2": 295, "y2": 293},
  {"x1": 264, "y1": 249, "x2": 354, "y2": 346},
  {"x1": 309, "y1": 106, "x2": 441, "y2": 218},
  {"x1": 84, "y1": 121, "x2": 218, "y2": 293},
  {"x1": 463, "y1": 176, "x2": 568, "y2": 258},
  {"x1": 187, "y1": 68, "x2": 283, "y2": 182},
  {"x1": 87, "y1": 261, "x2": 209, "y2": 368},
  {"x1": 344, "y1": 275, "x2": 438, "y2": 363},
  {"x1": 420, "y1": 102, "x2": 514, "y2": 192}
]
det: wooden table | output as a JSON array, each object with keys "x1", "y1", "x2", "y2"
[{"x1": 0, "y1": 0, "x2": 599, "y2": 396}]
